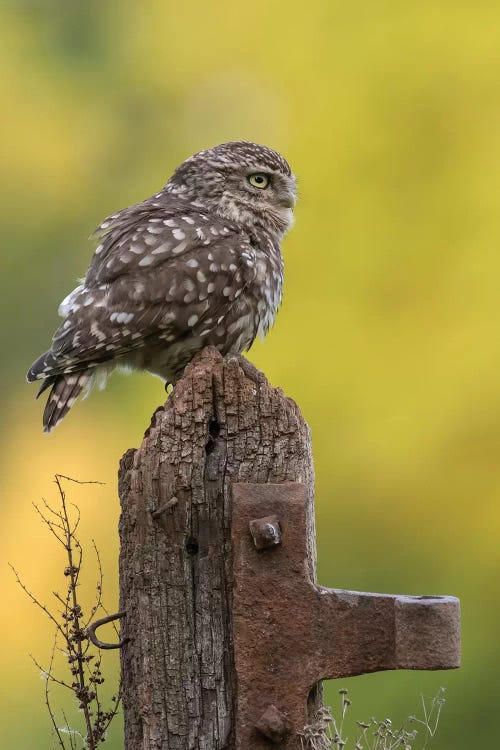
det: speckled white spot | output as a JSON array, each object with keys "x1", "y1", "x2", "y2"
[
  {"x1": 207, "y1": 282, "x2": 215, "y2": 293},
  {"x1": 111, "y1": 312, "x2": 134, "y2": 324},
  {"x1": 58, "y1": 285, "x2": 84, "y2": 317},
  {"x1": 95, "y1": 244, "x2": 104, "y2": 254},
  {"x1": 172, "y1": 240, "x2": 188, "y2": 255},
  {"x1": 151, "y1": 242, "x2": 170, "y2": 255},
  {"x1": 186, "y1": 258, "x2": 198, "y2": 268},
  {"x1": 138, "y1": 255, "x2": 155, "y2": 266},
  {"x1": 163, "y1": 219, "x2": 176, "y2": 227},
  {"x1": 183, "y1": 216, "x2": 195, "y2": 224},
  {"x1": 129, "y1": 244, "x2": 144, "y2": 254},
  {"x1": 90, "y1": 322, "x2": 106, "y2": 342},
  {"x1": 196, "y1": 270, "x2": 206, "y2": 282},
  {"x1": 187, "y1": 314, "x2": 198, "y2": 327},
  {"x1": 223, "y1": 287, "x2": 232, "y2": 296},
  {"x1": 173, "y1": 228, "x2": 185, "y2": 241}
]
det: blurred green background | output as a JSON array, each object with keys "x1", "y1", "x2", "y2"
[{"x1": 1, "y1": 1, "x2": 499, "y2": 747}]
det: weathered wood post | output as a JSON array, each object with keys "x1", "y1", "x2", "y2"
[{"x1": 117, "y1": 348, "x2": 460, "y2": 750}]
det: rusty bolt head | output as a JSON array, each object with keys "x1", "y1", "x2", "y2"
[
  {"x1": 255, "y1": 704, "x2": 288, "y2": 743},
  {"x1": 249, "y1": 515, "x2": 282, "y2": 550}
]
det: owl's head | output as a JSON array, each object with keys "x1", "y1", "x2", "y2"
[{"x1": 166, "y1": 141, "x2": 296, "y2": 236}]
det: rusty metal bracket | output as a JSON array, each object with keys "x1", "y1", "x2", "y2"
[
  {"x1": 86, "y1": 611, "x2": 127, "y2": 650},
  {"x1": 232, "y1": 482, "x2": 461, "y2": 750}
]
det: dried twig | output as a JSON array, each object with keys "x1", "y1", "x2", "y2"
[{"x1": 10, "y1": 475, "x2": 121, "y2": 749}]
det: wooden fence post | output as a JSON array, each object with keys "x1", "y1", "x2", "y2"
[
  {"x1": 117, "y1": 348, "x2": 460, "y2": 750},
  {"x1": 118, "y1": 349, "x2": 317, "y2": 749}
]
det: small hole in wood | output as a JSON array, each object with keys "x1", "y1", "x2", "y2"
[
  {"x1": 205, "y1": 419, "x2": 221, "y2": 455},
  {"x1": 208, "y1": 419, "x2": 220, "y2": 439},
  {"x1": 185, "y1": 537, "x2": 199, "y2": 555}
]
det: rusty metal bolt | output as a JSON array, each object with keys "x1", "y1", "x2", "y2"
[
  {"x1": 249, "y1": 515, "x2": 282, "y2": 550},
  {"x1": 255, "y1": 704, "x2": 288, "y2": 743}
]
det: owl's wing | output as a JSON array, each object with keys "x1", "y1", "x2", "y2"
[{"x1": 30, "y1": 207, "x2": 257, "y2": 380}]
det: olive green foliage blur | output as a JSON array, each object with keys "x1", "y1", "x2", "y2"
[{"x1": 1, "y1": 2, "x2": 499, "y2": 748}]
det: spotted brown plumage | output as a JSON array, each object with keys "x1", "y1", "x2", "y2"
[{"x1": 27, "y1": 141, "x2": 296, "y2": 432}]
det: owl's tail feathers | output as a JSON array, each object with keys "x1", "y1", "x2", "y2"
[
  {"x1": 27, "y1": 350, "x2": 59, "y2": 384},
  {"x1": 42, "y1": 371, "x2": 92, "y2": 433},
  {"x1": 27, "y1": 351, "x2": 93, "y2": 432}
]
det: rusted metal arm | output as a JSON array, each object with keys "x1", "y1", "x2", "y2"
[{"x1": 232, "y1": 483, "x2": 461, "y2": 749}]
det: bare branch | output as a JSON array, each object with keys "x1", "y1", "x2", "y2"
[
  {"x1": 11, "y1": 475, "x2": 121, "y2": 749},
  {"x1": 54, "y1": 474, "x2": 105, "y2": 486}
]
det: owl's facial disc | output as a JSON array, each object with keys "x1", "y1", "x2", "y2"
[{"x1": 208, "y1": 166, "x2": 296, "y2": 234}]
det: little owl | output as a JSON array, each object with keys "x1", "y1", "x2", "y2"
[{"x1": 27, "y1": 141, "x2": 296, "y2": 432}]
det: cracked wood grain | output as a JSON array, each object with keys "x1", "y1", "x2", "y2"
[{"x1": 118, "y1": 348, "x2": 317, "y2": 750}]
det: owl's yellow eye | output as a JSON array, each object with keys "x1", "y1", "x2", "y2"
[{"x1": 247, "y1": 173, "x2": 270, "y2": 189}]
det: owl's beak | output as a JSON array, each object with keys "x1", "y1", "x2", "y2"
[{"x1": 278, "y1": 189, "x2": 296, "y2": 209}]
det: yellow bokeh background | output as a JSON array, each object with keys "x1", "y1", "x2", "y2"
[{"x1": 1, "y1": 1, "x2": 499, "y2": 747}]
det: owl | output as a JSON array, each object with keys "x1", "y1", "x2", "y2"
[{"x1": 27, "y1": 141, "x2": 296, "y2": 432}]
